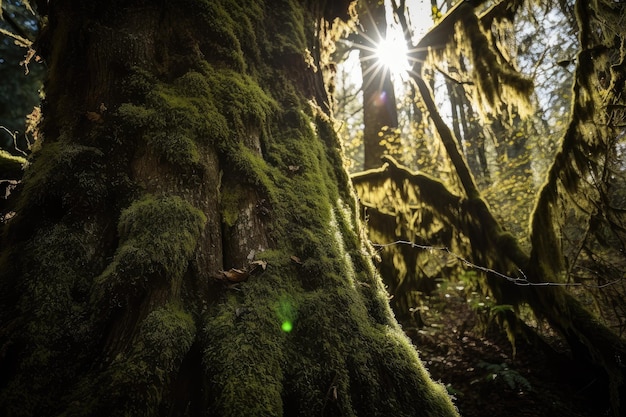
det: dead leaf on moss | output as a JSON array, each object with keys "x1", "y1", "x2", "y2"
[
  {"x1": 220, "y1": 268, "x2": 249, "y2": 283},
  {"x1": 249, "y1": 259, "x2": 267, "y2": 274},
  {"x1": 86, "y1": 111, "x2": 103, "y2": 123}
]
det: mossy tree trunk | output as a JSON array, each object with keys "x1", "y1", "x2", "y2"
[{"x1": 0, "y1": 1, "x2": 458, "y2": 416}]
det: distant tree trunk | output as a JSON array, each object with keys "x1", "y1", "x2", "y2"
[
  {"x1": 444, "y1": 71, "x2": 490, "y2": 183},
  {"x1": 356, "y1": 0, "x2": 399, "y2": 169},
  {"x1": 0, "y1": 1, "x2": 458, "y2": 416}
]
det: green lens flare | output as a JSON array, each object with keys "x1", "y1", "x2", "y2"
[{"x1": 276, "y1": 296, "x2": 297, "y2": 333}]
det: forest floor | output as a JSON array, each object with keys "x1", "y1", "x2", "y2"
[{"x1": 405, "y1": 288, "x2": 613, "y2": 417}]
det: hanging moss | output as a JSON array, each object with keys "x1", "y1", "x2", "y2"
[
  {"x1": 421, "y1": 5, "x2": 534, "y2": 121},
  {"x1": 457, "y1": 11, "x2": 533, "y2": 116}
]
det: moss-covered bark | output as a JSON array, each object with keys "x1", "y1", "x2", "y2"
[{"x1": 0, "y1": 1, "x2": 458, "y2": 416}]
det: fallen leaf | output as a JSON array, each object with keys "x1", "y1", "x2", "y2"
[
  {"x1": 249, "y1": 259, "x2": 267, "y2": 273},
  {"x1": 290, "y1": 255, "x2": 302, "y2": 265},
  {"x1": 220, "y1": 268, "x2": 249, "y2": 283},
  {"x1": 86, "y1": 111, "x2": 103, "y2": 123}
]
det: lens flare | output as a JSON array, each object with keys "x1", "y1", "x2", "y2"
[
  {"x1": 375, "y1": 35, "x2": 409, "y2": 73},
  {"x1": 276, "y1": 296, "x2": 296, "y2": 333},
  {"x1": 281, "y1": 321, "x2": 293, "y2": 332}
]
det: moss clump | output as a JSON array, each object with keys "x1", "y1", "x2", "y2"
[
  {"x1": 0, "y1": 150, "x2": 26, "y2": 179},
  {"x1": 117, "y1": 65, "x2": 276, "y2": 168},
  {"x1": 170, "y1": 0, "x2": 265, "y2": 71},
  {"x1": 94, "y1": 195, "x2": 205, "y2": 306},
  {"x1": 267, "y1": 0, "x2": 308, "y2": 62},
  {"x1": 219, "y1": 182, "x2": 244, "y2": 227},
  {"x1": 117, "y1": 70, "x2": 226, "y2": 167},
  {"x1": 209, "y1": 67, "x2": 277, "y2": 137},
  {"x1": 17, "y1": 142, "x2": 108, "y2": 215},
  {"x1": 117, "y1": 195, "x2": 206, "y2": 276},
  {"x1": 0, "y1": 223, "x2": 97, "y2": 417},
  {"x1": 94, "y1": 304, "x2": 196, "y2": 415},
  {"x1": 23, "y1": 223, "x2": 94, "y2": 332},
  {"x1": 202, "y1": 287, "x2": 287, "y2": 417}
]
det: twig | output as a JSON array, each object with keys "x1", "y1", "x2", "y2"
[
  {"x1": 1, "y1": 126, "x2": 28, "y2": 156},
  {"x1": 372, "y1": 239, "x2": 622, "y2": 289}
]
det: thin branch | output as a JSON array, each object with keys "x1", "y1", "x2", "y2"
[
  {"x1": 372, "y1": 239, "x2": 623, "y2": 289},
  {"x1": 1, "y1": 126, "x2": 28, "y2": 156},
  {"x1": 433, "y1": 64, "x2": 474, "y2": 85},
  {"x1": 0, "y1": 27, "x2": 32, "y2": 48}
]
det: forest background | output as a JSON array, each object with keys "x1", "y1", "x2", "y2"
[{"x1": 1, "y1": 0, "x2": 625, "y2": 416}]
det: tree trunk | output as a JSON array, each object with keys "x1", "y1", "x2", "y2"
[
  {"x1": 356, "y1": 0, "x2": 399, "y2": 170},
  {"x1": 0, "y1": 1, "x2": 458, "y2": 416}
]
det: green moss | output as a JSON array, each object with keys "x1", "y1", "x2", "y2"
[
  {"x1": 263, "y1": 285, "x2": 457, "y2": 416},
  {"x1": 458, "y1": 12, "x2": 533, "y2": 117},
  {"x1": 95, "y1": 195, "x2": 205, "y2": 305},
  {"x1": 203, "y1": 142, "x2": 459, "y2": 413},
  {"x1": 0, "y1": 149, "x2": 26, "y2": 179},
  {"x1": 17, "y1": 142, "x2": 108, "y2": 212},
  {"x1": 172, "y1": 0, "x2": 251, "y2": 71},
  {"x1": 202, "y1": 288, "x2": 287, "y2": 416},
  {"x1": 220, "y1": 182, "x2": 244, "y2": 227},
  {"x1": 23, "y1": 224, "x2": 93, "y2": 345},
  {"x1": 116, "y1": 65, "x2": 275, "y2": 168},
  {"x1": 270, "y1": 0, "x2": 308, "y2": 59},
  {"x1": 201, "y1": 66, "x2": 458, "y2": 411},
  {"x1": 116, "y1": 103, "x2": 156, "y2": 129},
  {"x1": 0, "y1": 223, "x2": 97, "y2": 416},
  {"x1": 118, "y1": 194, "x2": 205, "y2": 275},
  {"x1": 117, "y1": 71, "x2": 224, "y2": 167},
  {"x1": 0, "y1": 1, "x2": 460, "y2": 415},
  {"x1": 210, "y1": 68, "x2": 277, "y2": 136},
  {"x1": 96, "y1": 303, "x2": 196, "y2": 415},
  {"x1": 228, "y1": 142, "x2": 279, "y2": 191}
]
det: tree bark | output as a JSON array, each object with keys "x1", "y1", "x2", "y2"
[
  {"x1": 0, "y1": 1, "x2": 458, "y2": 416},
  {"x1": 356, "y1": 0, "x2": 399, "y2": 170}
]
